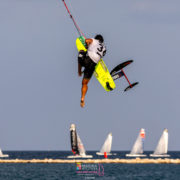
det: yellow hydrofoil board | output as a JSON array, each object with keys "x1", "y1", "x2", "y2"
[{"x1": 76, "y1": 36, "x2": 116, "y2": 91}]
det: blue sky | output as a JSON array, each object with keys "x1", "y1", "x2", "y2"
[{"x1": 0, "y1": 0, "x2": 180, "y2": 151}]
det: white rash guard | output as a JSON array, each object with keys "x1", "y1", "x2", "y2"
[{"x1": 87, "y1": 39, "x2": 106, "y2": 64}]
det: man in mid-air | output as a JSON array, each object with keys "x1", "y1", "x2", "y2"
[{"x1": 78, "y1": 34, "x2": 106, "y2": 108}]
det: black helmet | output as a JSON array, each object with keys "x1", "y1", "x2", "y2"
[{"x1": 94, "y1": 34, "x2": 104, "y2": 43}]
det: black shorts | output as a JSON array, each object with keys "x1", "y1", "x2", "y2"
[{"x1": 78, "y1": 52, "x2": 96, "y2": 79}]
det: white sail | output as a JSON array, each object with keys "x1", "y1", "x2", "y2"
[
  {"x1": 67, "y1": 124, "x2": 93, "y2": 158},
  {"x1": 96, "y1": 133, "x2": 113, "y2": 155},
  {"x1": 150, "y1": 129, "x2": 170, "y2": 157},
  {"x1": 77, "y1": 134, "x2": 86, "y2": 156},
  {"x1": 100, "y1": 133, "x2": 112, "y2": 153},
  {"x1": 0, "y1": 148, "x2": 9, "y2": 158},
  {"x1": 126, "y1": 128, "x2": 146, "y2": 157},
  {"x1": 68, "y1": 134, "x2": 92, "y2": 158}
]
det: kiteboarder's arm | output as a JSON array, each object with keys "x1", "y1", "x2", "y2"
[{"x1": 85, "y1": 38, "x2": 93, "y2": 46}]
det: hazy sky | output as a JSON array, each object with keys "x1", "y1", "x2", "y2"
[{"x1": 0, "y1": 0, "x2": 180, "y2": 151}]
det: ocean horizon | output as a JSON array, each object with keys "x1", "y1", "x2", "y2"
[{"x1": 1, "y1": 150, "x2": 180, "y2": 159}]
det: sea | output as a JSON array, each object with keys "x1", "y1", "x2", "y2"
[{"x1": 0, "y1": 151, "x2": 180, "y2": 180}]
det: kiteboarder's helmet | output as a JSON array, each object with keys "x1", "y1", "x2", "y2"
[{"x1": 95, "y1": 34, "x2": 104, "y2": 43}]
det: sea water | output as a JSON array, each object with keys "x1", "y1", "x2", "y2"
[{"x1": 0, "y1": 151, "x2": 180, "y2": 180}]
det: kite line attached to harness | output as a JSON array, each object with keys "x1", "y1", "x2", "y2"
[{"x1": 62, "y1": 0, "x2": 86, "y2": 38}]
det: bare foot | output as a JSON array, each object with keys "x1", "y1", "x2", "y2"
[{"x1": 80, "y1": 100, "x2": 85, "y2": 108}]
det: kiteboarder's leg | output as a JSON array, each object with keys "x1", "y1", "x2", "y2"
[
  {"x1": 78, "y1": 50, "x2": 86, "y2": 77},
  {"x1": 80, "y1": 78, "x2": 90, "y2": 108},
  {"x1": 80, "y1": 56, "x2": 96, "y2": 108}
]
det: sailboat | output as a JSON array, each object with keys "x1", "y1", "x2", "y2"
[
  {"x1": 126, "y1": 128, "x2": 146, "y2": 157},
  {"x1": 96, "y1": 133, "x2": 114, "y2": 155},
  {"x1": 0, "y1": 148, "x2": 9, "y2": 158},
  {"x1": 67, "y1": 124, "x2": 93, "y2": 158},
  {"x1": 150, "y1": 129, "x2": 170, "y2": 157}
]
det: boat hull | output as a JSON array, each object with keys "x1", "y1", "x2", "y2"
[
  {"x1": 96, "y1": 152, "x2": 116, "y2": 156},
  {"x1": 126, "y1": 154, "x2": 147, "y2": 157},
  {"x1": 150, "y1": 154, "x2": 170, "y2": 157},
  {"x1": 67, "y1": 155, "x2": 93, "y2": 159},
  {"x1": 0, "y1": 154, "x2": 9, "y2": 158}
]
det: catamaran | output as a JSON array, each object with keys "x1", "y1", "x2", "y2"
[
  {"x1": 96, "y1": 133, "x2": 115, "y2": 155},
  {"x1": 150, "y1": 129, "x2": 170, "y2": 157},
  {"x1": 0, "y1": 148, "x2": 9, "y2": 158},
  {"x1": 67, "y1": 124, "x2": 93, "y2": 158},
  {"x1": 126, "y1": 128, "x2": 146, "y2": 157}
]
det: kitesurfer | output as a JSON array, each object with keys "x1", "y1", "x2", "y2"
[{"x1": 78, "y1": 34, "x2": 106, "y2": 108}]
